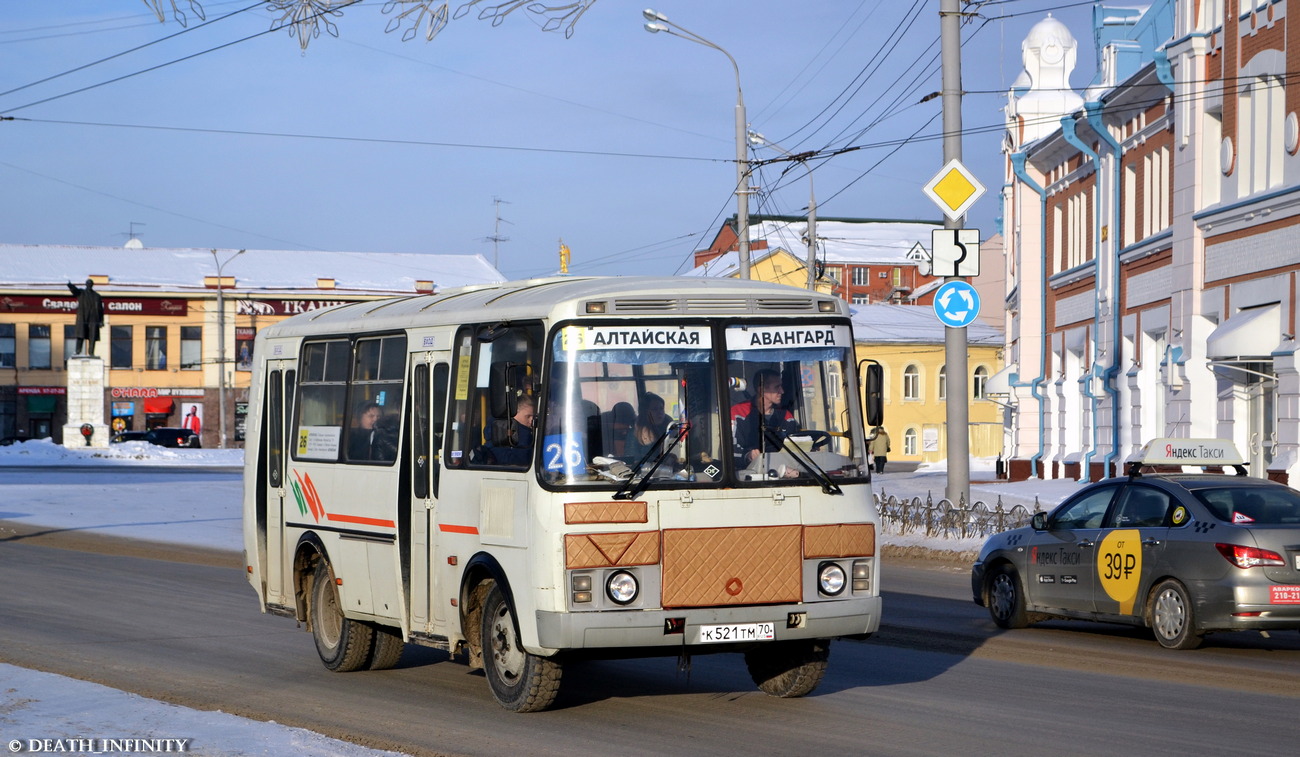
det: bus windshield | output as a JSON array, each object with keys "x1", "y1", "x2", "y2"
[{"x1": 541, "y1": 322, "x2": 867, "y2": 488}]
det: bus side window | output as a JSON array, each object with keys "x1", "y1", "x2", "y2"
[
  {"x1": 267, "y1": 370, "x2": 283, "y2": 488},
  {"x1": 295, "y1": 340, "x2": 350, "y2": 461},
  {"x1": 410, "y1": 362, "x2": 449, "y2": 499},
  {"x1": 412, "y1": 363, "x2": 431, "y2": 499},
  {"x1": 346, "y1": 335, "x2": 406, "y2": 464},
  {"x1": 430, "y1": 363, "x2": 448, "y2": 495}
]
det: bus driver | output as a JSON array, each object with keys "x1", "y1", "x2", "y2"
[{"x1": 731, "y1": 368, "x2": 797, "y2": 465}]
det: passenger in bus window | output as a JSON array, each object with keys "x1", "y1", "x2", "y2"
[
  {"x1": 485, "y1": 394, "x2": 535, "y2": 465},
  {"x1": 625, "y1": 392, "x2": 668, "y2": 461},
  {"x1": 731, "y1": 369, "x2": 797, "y2": 465},
  {"x1": 348, "y1": 401, "x2": 382, "y2": 461}
]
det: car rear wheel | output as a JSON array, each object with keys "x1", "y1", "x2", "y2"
[
  {"x1": 1149, "y1": 579, "x2": 1203, "y2": 650},
  {"x1": 987, "y1": 564, "x2": 1030, "y2": 629}
]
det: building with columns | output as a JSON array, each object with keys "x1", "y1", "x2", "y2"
[
  {"x1": 0, "y1": 245, "x2": 502, "y2": 446},
  {"x1": 998, "y1": 1, "x2": 1300, "y2": 484}
]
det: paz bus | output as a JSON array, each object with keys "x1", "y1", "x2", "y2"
[{"x1": 242, "y1": 276, "x2": 884, "y2": 711}]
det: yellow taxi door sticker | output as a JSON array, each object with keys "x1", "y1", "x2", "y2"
[{"x1": 1098, "y1": 529, "x2": 1142, "y2": 615}]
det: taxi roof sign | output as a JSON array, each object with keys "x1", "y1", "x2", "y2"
[{"x1": 1136, "y1": 438, "x2": 1246, "y2": 467}]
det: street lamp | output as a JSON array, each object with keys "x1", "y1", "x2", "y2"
[
  {"x1": 210, "y1": 248, "x2": 245, "y2": 449},
  {"x1": 749, "y1": 130, "x2": 818, "y2": 291},
  {"x1": 643, "y1": 8, "x2": 751, "y2": 279}
]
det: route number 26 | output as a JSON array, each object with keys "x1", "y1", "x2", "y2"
[{"x1": 544, "y1": 434, "x2": 585, "y2": 473}]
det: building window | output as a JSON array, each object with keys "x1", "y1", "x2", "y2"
[
  {"x1": 903, "y1": 364, "x2": 920, "y2": 400},
  {"x1": 852, "y1": 267, "x2": 868, "y2": 286},
  {"x1": 892, "y1": 267, "x2": 901, "y2": 287},
  {"x1": 1239, "y1": 74, "x2": 1284, "y2": 195},
  {"x1": 63, "y1": 325, "x2": 77, "y2": 363},
  {"x1": 904, "y1": 427, "x2": 918, "y2": 456},
  {"x1": 0, "y1": 324, "x2": 14, "y2": 368},
  {"x1": 146, "y1": 327, "x2": 167, "y2": 370},
  {"x1": 111, "y1": 325, "x2": 133, "y2": 369},
  {"x1": 180, "y1": 326, "x2": 202, "y2": 371},
  {"x1": 938, "y1": 364, "x2": 947, "y2": 401},
  {"x1": 973, "y1": 365, "x2": 989, "y2": 399},
  {"x1": 28, "y1": 325, "x2": 51, "y2": 370},
  {"x1": 851, "y1": 294, "x2": 868, "y2": 304}
]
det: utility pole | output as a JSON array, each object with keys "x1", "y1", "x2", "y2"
[
  {"x1": 211, "y1": 248, "x2": 245, "y2": 450},
  {"x1": 941, "y1": 0, "x2": 970, "y2": 505},
  {"x1": 485, "y1": 197, "x2": 511, "y2": 270}
]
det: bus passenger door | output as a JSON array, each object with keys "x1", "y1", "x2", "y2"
[
  {"x1": 408, "y1": 358, "x2": 449, "y2": 629},
  {"x1": 263, "y1": 362, "x2": 295, "y2": 604}
]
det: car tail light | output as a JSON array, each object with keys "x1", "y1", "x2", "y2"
[{"x1": 1215, "y1": 543, "x2": 1285, "y2": 569}]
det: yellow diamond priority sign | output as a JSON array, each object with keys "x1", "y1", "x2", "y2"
[{"x1": 923, "y1": 159, "x2": 985, "y2": 222}]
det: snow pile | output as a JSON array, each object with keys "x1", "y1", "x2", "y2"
[{"x1": 0, "y1": 438, "x2": 243, "y2": 467}]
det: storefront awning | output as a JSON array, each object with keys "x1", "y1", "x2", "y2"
[
  {"x1": 1207, "y1": 304, "x2": 1281, "y2": 362},
  {"x1": 25, "y1": 395, "x2": 58, "y2": 414},
  {"x1": 143, "y1": 397, "x2": 175, "y2": 415}
]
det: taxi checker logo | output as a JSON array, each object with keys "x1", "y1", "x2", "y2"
[{"x1": 291, "y1": 469, "x2": 325, "y2": 522}]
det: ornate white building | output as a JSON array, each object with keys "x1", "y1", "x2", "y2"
[{"x1": 997, "y1": 1, "x2": 1300, "y2": 484}]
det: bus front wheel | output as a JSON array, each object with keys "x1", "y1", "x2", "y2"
[
  {"x1": 310, "y1": 559, "x2": 374, "y2": 672},
  {"x1": 744, "y1": 639, "x2": 830, "y2": 698},
  {"x1": 480, "y1": 582, "x2": 562, "y2": 712}
]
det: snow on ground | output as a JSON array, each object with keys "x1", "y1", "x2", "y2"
[{"x1": 0, "y1": 439, "x2": 1085, "y2": 755}]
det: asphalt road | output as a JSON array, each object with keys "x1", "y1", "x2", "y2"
[{"x1": 2, "y1": 529, "x2": 1298, "y2": 757}]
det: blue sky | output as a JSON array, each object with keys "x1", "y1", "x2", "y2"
[{"x1": 0, "y1": 1, "x2": 1097, "y2": 280}]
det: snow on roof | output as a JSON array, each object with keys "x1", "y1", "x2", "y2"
[
  {"x1": 0, "y1": 244, "x2": 504, "y2": 294},
  {"x1": 850, "y1": 302, "x2": 1003, "y2": 344}
]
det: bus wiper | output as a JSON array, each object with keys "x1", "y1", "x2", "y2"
[
  {"x1": 760, "y1": 427, "x2": 843, "y2": 496},
  {"x1": 613, "y1": 421, "x2": 690, "y2": 501}
]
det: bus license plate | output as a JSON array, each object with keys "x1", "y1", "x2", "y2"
[{"x1": 696, "y1": 622, "x2": 775, "y2": 643}]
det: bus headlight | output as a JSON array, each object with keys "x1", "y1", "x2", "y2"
[
  {"x1": 818, "y1": 562, "x2": 846, "y2": 596},
  {"x1": 606, "y1": 570, "x2": 639, "y2": 605}
]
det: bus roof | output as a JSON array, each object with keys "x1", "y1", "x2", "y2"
[{"x1": 255, "y1": 276, "x2": 847, "y2": 339}]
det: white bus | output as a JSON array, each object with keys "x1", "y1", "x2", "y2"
[{"x1": 243, "y1": 276, "x2": 884, "y2": 711}]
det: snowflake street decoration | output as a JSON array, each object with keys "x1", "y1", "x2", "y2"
[
  {"x1": 266, "y1": 0, "x2": 349, "y2": 51},
  {"x1": 455, "y1": 1, "x2": 596, "y2": 39},
  {"x1": 382, "y1": 1, "x2": 451, "y2": 42},
  {"x1": 141, "y1": 0, "x2": 207, "y2": 26}
]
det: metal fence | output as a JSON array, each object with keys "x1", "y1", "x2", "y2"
[{"x1": 873, "y1": 488, "x2": 1042, "y2": 540}]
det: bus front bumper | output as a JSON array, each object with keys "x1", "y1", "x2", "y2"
[{"x1": 535, "y1": 596, "x2": 881, "y2": 651}]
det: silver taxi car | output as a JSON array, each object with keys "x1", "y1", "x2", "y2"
[{"x1": 972, "y1": 439, "x2": 1300, "y2": 649}]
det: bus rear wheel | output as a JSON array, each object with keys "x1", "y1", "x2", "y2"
[
  {"x1": 744, "y1": 639, "x2": 830, "y2": 698},
  {"x1": 480, "y1": 582, "x2": 561, "y2": 712},
  {"x1": 367, "y1": 624, "x2": 405, "y2": 670},
  {"x1": 310, "y1": 559, "x2": 374, "y2": 672}
]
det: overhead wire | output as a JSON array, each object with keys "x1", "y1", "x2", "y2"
[{"x1": 0, "y1": 1, "x2": 265, "y2": 101}]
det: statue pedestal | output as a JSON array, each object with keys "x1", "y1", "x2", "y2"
[{"x1": 63, "y1": 356, "x2": 110, "y2": 449}]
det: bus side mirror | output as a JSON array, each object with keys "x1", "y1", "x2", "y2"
[{"x1": 859, "y1": 360, "x2": 883, "y2": 428}]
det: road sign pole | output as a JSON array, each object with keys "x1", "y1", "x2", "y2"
[{"x1": 941, "y1": 0, "x2": 969, "y2": 505}]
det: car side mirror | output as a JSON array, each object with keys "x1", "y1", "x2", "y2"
[{"x1": 1031, "y1": 512, "x2": 1047, "y2": 531}]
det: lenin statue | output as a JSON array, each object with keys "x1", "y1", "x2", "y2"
[{"x1": 67, "y1": 279, "x2": 105, "y2": 356}]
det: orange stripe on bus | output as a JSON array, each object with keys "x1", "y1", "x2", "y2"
[
  {"x1": 439, "y1": 523, "x2": 479, "y2": 534},
  {"x1": 326, "y1": 514, "x2": 397, "y2": 528}
]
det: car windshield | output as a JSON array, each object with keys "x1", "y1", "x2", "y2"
[
  {"x1": 1192, "y1": 486, "x2": 1300, "y2": 525},
  {"x1": 540, "y1": 321, "x2": 868, "y2": 488}
]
